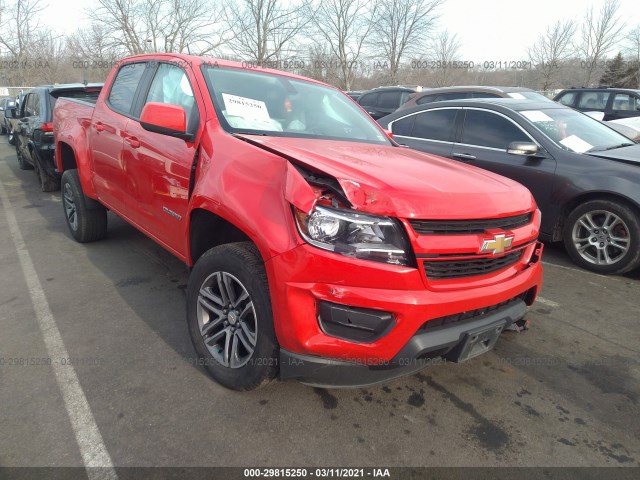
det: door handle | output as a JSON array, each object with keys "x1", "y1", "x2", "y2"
[
  {"x1": 452, "y1": 152, "x2": 476, "y2": 161},
  {"x1": 124, "y1": 136, "x2": 140, "y2": 148},
  {"x1": 94, "y1": 122, "x2": 105, "y2": 132}
]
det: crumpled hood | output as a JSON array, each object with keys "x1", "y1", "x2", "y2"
[{"x1": 239, "y1": 135, "x2": 536, "y2": 219}]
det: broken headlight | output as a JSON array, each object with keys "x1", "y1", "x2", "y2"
[{"x1": 294, "y1": 205, "x2": 414, "y2": 267}]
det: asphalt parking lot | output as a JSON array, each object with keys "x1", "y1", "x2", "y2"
[{"x1": 0, "y1": 139, "x2": 639, "y2": 469}]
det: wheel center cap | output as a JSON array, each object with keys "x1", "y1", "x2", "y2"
[{"x1": 227, "y1": 311, "x2": 238, "y2": 325}]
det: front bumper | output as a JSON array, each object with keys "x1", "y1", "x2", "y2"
[
  {"x1": 280, "y1": 299, "x2": 527, "y2": 388},
  {"x1": 266, "y1": 240, "x2": 543, "y2": 387}
]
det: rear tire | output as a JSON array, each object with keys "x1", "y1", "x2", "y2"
[
  {"x1": 563, "y1": 199, "x2": 640, "y2": 275},
  {"x1": 16, "y1": 146, "x2": 33, "y2": 170},
  {"x1": 37, "y1": 163, "x2": 60, "y2": 192},
  {"x1": 187, "y1": 242, "x2": 278, "y2": 390},
  {"x1": 61, "y1": 169, "x2": 107, "y2": 243}
]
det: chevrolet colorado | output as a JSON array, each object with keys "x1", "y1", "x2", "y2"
[{"x1": 53, "y1": 54, "x2": 543, "y2": 390}]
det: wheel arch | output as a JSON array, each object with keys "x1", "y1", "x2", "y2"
[
  {"x1": 554, "y1": 191, "x2": 640, "y2": 242},
  {"x1": 188, "y1": 208, "x2": 264, "y2": 266},
  {"x1": 55, "y1": 141, "x2": 97, "y2": 199}
]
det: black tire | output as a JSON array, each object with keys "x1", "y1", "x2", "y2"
[
  {"x1": 187, "y1": 242, "x2": 278, "y2": 390},
  {"x1": 563, "y1": 199, "x2": 640, "y2": 275},
  {"x1": 61, "y1": 169, "x2": 108, "y2": 243},
  {"x1": 16, "y1": 145, "x2": 33, "y2": 170}
]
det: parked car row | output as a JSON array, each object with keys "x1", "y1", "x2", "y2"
[{"x1": 2, "y1": 84, "x2": 102, "y2": 191}]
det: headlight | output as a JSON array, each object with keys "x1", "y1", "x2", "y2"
[{"x1": 294, "y1": 205, "x2": 414, "y2": 267}]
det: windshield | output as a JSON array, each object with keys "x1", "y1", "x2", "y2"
[
  {"x1": 520, "y1": 108, "x2": 634, "y2": 153},
  {"x1": 202, "y1": 66, "x2": 390, "y2": 145}
]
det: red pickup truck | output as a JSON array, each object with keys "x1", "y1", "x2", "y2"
[{"x1": 53, "y1": 54, "x2": 543, "y2": 390}]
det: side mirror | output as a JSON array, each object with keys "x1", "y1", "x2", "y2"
[
  {"x1": 6, "y1": 107, "x2": 17, "y2": 119},
  {"x1": 140, "y1": 102, "x2": 192, "y2": 141},
  {"x1": 507, "y1": 142, "x2": 541, "y2": 156}
]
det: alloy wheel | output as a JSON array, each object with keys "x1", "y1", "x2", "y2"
[
  {"x1": 196, "y1": 271, "x2": 258, "y2": 368},
  {"x1": 571, "y1": 210, "x2": 630, "y2": 266},
  {"x1": 63, "y1": 182, "x2": 78, "y2": 231}
]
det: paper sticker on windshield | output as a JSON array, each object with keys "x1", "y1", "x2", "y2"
[
  {"x1": 508, "y1": 93, "x2": 526, "y2": 100},
  {"x1": 222, "y1": 93, "x2": 271, "y2": 122},
  {"x1": 521, "y1": 110, "x2": 553, "y2": 122},
  {"x1": 560, "y1": 135, "x2": 593, "y2": 153}
]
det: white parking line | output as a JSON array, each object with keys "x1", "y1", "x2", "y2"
[{"x1": 0, "y1": 176, "x2": 117, "y2": 479}]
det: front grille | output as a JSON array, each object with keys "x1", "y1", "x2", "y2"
[
  {"x1": 420, "y1": 292, "x2": 528, "y2": 331},
  {"x1": 409, "y1": 213, "x2": 533, "y2": 235},
  {"x1": 424, "y1": 250, "x2": 522, "y2": 279}
]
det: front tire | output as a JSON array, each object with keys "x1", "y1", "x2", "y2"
[
  {"x1": 187, "y1": 242, "x2": 278, "y2": 390},
  {"x1": 61, "y1": 169, "x2": 107, "y2": 243},
  {"x1": 563, "y1": 199, "x2": 640, "y2": 274}
]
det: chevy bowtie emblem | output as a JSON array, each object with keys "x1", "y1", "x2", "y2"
[{"x1": 480, "y1": 234, "x2": 513, "y2": 255}]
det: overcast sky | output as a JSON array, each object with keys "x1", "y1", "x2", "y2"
[{"x1": 41, "y1": 0, "x2": 639, "y2": 60}]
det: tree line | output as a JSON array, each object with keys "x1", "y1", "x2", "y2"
[{"x1": 0, "y1": 0, "x2": 638, "y2": 92}]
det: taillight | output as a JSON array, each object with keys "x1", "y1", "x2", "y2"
[{"x1": 41, "y1": 122, "x2": 54, "y2": 132}]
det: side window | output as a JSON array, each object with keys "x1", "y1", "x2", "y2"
[
  {"x1": 24, "y1": 94, "x2": 35, "y2": 117},
  {"x1": 612, "y1": 93, "x2": 639, "y2": 111},
  {"x1": 32, "y1": 94, "x2": 41, "y2": 116},
  {"x1": 461, "y1": 110, "x2": 529, "y2": 149},
  {"x1": 144, "y1": 63, "x2": 196, "y2": 125},
  {"x1": 416, "y1": 95, "x2": 435, "y2": 105},
  {"x1": 390, "y1": 115, "x2": 415, "y2": 136},
  {"x1": 471, "y1": 92, "x2": 501, "y2": 99},
  {"x1": 557, "y1": 92, "x2": 576, "y2": 106},
  {"x1": 439, "y1": 92, "x2": 469, "y2": 101},
  {"x1": 577, "y1": 91, "x2": 610, "y2": 110},
  {"x1": 358, "y1": 93, "x2": 379, "y2": 107},
  {"x1": 412, "y1": 109, "x2": 458, "y2": 142},
  {"x1": 378, "y1": 91, "x2": 401, "y2": 109},
  {"x1": 108, "y1": 63, "x2": 147, "y2": 114}
]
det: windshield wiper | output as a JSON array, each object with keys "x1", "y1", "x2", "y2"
[{"x1": 590, "y1": 142, "x2": 634, "y2": 152}]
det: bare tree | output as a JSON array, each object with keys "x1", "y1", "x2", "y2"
[
  {"x1": 429, "y1": 29, "x2": 461, "y2": 86},
  {"x1": 369, "y1": 0, "x2": 443, "y2": 84},
  {"x1": 578, "y1": 0, "x2": 625, "y2": 86},
  {"x1": 528, "y1": 20, "x2": 576, "y2": 91},
  {"x1": 222, "y1": 0, "x2": 310, "y2": 65},
  {"x1": 89, "y1": 0, "x2": 227, "y2": 56},
  {"x1": 623, "y1": 24, "x2": 640, "y2": 87},
  {"x1": 0, "y1": 0, "x2": 49, "y2": 85},
  {"x1": 314, "y1": 0, "x2": 376, "y2": 90}
]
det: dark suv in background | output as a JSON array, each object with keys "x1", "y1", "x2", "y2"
[
  {"x1": 554, "y1": 87, "x2": 640, "y2": 121},
  {"x1": 14, "y1": 84, "x2": 102, "y2": 191},
  {"x1": 357, "y1": 86, "x2": 421, "y2": 119},
  {"x1": 398, "y1": 86, "x2": 552, "y2": 111}
]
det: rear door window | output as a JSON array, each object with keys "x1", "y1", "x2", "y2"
[
  {"x1": 108, "y1": 63, "x2": 147, "y2": 114},
  {"x1": 358, "y1": 93, "x2": 379, "y2": 107},
  {"x1": 390, "y1": 115, "x2": 415, "y2": 136},
  {"x1": 461, "y1": 109, "x2": 529, "y2": 149},
  {"x1": 577, "y1": 91, "x2": 610, "y2": 110},
  {"x1": 411, "y1": 109, "x2": 458, "y2": 142},
  {"x1": 378, "y1": 91, "x2": 401, "y2": 109}
]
